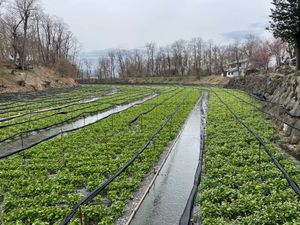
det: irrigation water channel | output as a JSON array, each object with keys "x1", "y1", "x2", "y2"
[
  {"x1": 128, "y1": 93, "x2": 208, "y2": 225},
  {"x1": 0, "y1": 94, "x2": 158, "y2": 158},
  {"x1": 0, "y1": 88, "x2": 119, "y2": 122}
]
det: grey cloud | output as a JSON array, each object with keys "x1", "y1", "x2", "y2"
[
  {"x1": 249, "y1": 22, "x2": 264, "y2": 28},
  {"x1": 42, "y1": 0, "x2": 273, "y2": 51},
  {"x1": 222, "y1": 30, "x2": 255, "y2": 40},
  {"x1": 249, "y1": 22, "x2": 269, "y2": 30}
]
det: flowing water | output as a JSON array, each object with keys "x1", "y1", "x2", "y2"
[
  {"x1": 0, "y1": 88, "x2": 118, "y2": 122},
  {"x1": 0, "y1": 94, "x2": 158, "y2": 158},
  {"x1": 129, "y1": 94, "x2": 208, "y2": 225}
]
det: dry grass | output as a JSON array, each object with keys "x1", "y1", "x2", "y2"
[
  {"x1": 0, "y1": 66, "x2": 76, "y2": 93},
  {"x1": 198, "y1": 75, "x2": 230, "y2": 85}
]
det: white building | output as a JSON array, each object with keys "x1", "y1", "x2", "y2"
[{"x1": 224, "y1": 59, "x2": 249, "y2": 78}]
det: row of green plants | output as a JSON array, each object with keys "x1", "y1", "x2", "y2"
[
  {"x1": 1, "y1": 85, "x2": 157, "y2": 113},
  {"x1": 0, "y1": 85, "x2": 157, "y2": 119},
  {"x1": 198, "y1": 89, "x2": 300, "y2": 224},
  {"x1": 0, "y1": 87, "x2": 163, "y2": 142},
  {"x1": 0, "y1": 86, "x2": 117, "y2": 117},
  {"x1": 0, "y1": 86, "x2": 201, "y2": 224}
]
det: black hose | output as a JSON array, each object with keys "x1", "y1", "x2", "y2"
[
  {"x1": 0, "y1": 91, "x2": 144, "y2": 130},
  {"x1": 212, "y1": 89, "x2": 300, "y2": 196},
  {"x1": 0, "y1": 90, "x2": 120, "y2": 122},
  {"x1": 128, "y1": 88, "x2": 185, "y2": 126},
  {"x1": 59, "y1": 100, "x2": 185, "y2": 225},
  {"x1": 0, "y1": 94, "x2": 159, "y2": 160},
  {"x1": 223, "y1": 89, "x2": 300, "y2": 133}
]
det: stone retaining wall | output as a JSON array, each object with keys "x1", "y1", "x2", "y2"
[{"x1": 227, "y1": 73, "x2": 300, "y2": 157}]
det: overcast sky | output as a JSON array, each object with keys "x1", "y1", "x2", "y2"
[{"x1": 42, "y1": 0, "x2": 273, "y2": 52}]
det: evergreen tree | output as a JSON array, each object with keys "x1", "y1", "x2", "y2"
[{"x1": 269, "y1": 0, "x2": 300, "y2": 71}]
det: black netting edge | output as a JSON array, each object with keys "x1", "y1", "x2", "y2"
[
  {"x1": 224, "y1": 89, "x2": 300, "y2": 131},
  {"x1": 0, "y1": 92, "x2": 153, "y2": 144},
  {"x1": 180, "y1": 93, "x2": 207, "y2": 225},
  {"x1": 213, "y1": 89, "x2": 300, "y2": 196},
  {"x1": 59, "y1": 100, "x2": 185, "y2": 225},
  {"x1": 128, "y1": 88, "x2": 185, "y2": 126},
  {"x1": 0, "y1": 94, "x2": 160, "y2": 160}
]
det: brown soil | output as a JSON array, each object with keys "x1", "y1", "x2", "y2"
[{"x1": 0, "y1": 66, "x2": 76, "y2": 93}]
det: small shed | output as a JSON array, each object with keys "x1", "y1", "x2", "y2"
[{"x1": 223, "y1": 59, "x2": 249, "y2": 78}]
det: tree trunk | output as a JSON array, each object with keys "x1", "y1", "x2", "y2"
[{"x1": 21, "y1": 18, "x2": 28, "y2": 70}]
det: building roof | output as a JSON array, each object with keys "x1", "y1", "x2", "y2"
[
  {"x1": 227, "y1": 68, "x2": 239, "y2": 73},
  {"x1": 227, "y1": 58, "x2": 248, "y2": 66}
]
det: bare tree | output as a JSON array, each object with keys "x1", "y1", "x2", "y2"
[
  {"x1": 145, "y1": 42, "x2": 156, "y2": 76},
  {"x1": 171, "y1": 40, "x2": 185, "y2": 76},
  {"x1": 132, "y1": 49, "x2": 143, "y2": 76},
  {"x1": 95, "y1": 36, "x2": 290, "y2": 79},
  {"x1": 211, "y1": 44, "x2": 227, "y2": 75},
  {"x1": 243, "y1": 35, "x2": 260, "y2": 59},
  {"x1": 108, "y1": 50, "x2": 116, "y2": 78},
  {"x1": 0, "y1": 0, "x2": 78, "y2": 76},
  {"x1": 98, "y1": 57, "x2": 111, "y2": 79},
  {"x1": 229, "y1": 40, "x2": 242, "y2": 76},
  {"x1": 250, "y1": 41, "x2": 272, "y2": 71},
  {"x1": 189, "y1": 38, "x2": 203, "y2": 76},
  {"x1": 83, "y1": 58, "x2": 92, "y2": 79},
  {"x1": 13, "y1": 0, "x2": 39, "y2": 69},
  {"x1": 2, "y1": 14, "x2": 23, "y2": 63},
  {"x1": 268, "y1": 38, "x2": 285, "y2": 67},
  {"x1": 242, "y1": 34, "x2": 260, "y2": 70},
  {"x1": 116, "y1": 49, "x2": 127, "y2": 77}
]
